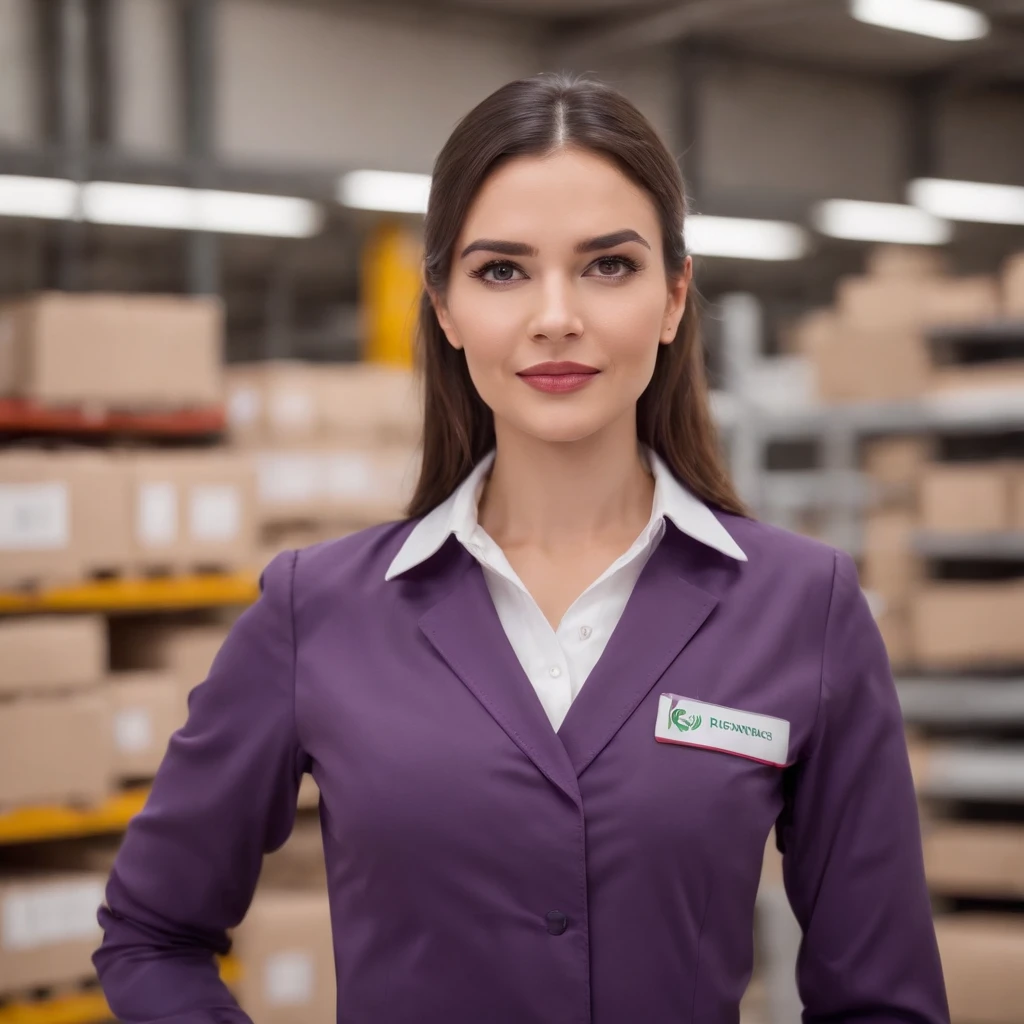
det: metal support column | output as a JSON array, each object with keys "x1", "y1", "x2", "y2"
[
  {"x1": 57, "y1": 0, "x2": 89, "y2": 291},
  {"x1": 182, "y1": 0, "x2": 219, "y2": 296}
]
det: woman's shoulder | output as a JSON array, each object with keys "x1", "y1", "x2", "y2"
[{"x1": 716, "y1": 509, "x2": 850, "y2": 583}]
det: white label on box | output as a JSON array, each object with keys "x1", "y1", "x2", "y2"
[
  {"x1": 189, "y1": 485, "x2": 241, "y2": 543},
  {"x1": 115, "y1": 707, "x2": 153, "y2": 753},
  {"x1": 2, "y1": 880, "x2": 105, "y2": 951},
  {"x1": 324, "y1": 453, "x2": 375, "y2": 501},
  {"x1": 228, "y1": 387, "x2": 260, "y2": 428},
  {"x1": 270, "y1": 389, "x2": 314, "y2": 430},
  {"x1": 264, "y1": 950, "x2": 315, "y2": 1005},
  {"x1": 137, "y1": 481, "x2": 178, "y2": 548},
  {"x1": 257, "y1": 454, "x2": 321, "y2": 506},
  {"x1": 0, "y1": 482, "x2": 69, "y2": 550}
]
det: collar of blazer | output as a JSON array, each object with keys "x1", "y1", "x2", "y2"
[{"x1": 385, "y1": 447, "x2": 747, "y2": 581}]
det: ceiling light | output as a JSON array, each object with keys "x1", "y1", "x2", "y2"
[
  {"x1": 0, "y1": 175, "x2": 78, "y2": 220},
  {"x1": 685, "y1": 215, "x2": 810, "y2": 261},
  {"x1": 813, "y1": 199, "x2": 953, "y2": 245},
  {"x1": 338, "y1": 170, "x2": 432, "y2": 214},
  {"x1": 81, "y1": 182, "x2": 322, "y2": 237},
  {"x1": 909, "y1": 177, "x2": 1024, "y2": 226},
  {"x1": 851, "y1": 0, "x2": 989, "y2": 42}
]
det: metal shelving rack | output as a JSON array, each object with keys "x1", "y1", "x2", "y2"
[{"x1": 715, "y1": 296, "x2": 1024, "y2": 1024}]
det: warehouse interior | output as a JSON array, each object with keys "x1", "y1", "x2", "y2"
[{"x1": 1, "y1": 0, "x2": 1024, "y2": 1021}]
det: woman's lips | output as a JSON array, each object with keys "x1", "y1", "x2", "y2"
[{"x1": 517, "y1": 363, "x2": 600, "y2": 394}]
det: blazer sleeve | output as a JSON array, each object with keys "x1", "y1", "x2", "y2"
[
  {"x1": 776, "y1": 550, "x2": 949, "y2": 1023},
  {"x1": 93, "y1": 550, "x2": 308, "y2": 1024}
]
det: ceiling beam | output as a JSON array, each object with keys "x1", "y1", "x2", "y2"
[{"x1": 554, "y1": 0, "x2": 826, "y2": 66}]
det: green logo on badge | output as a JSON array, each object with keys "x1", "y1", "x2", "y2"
[{"x1": 669, "y1": 707, "x2": 702, "y2": 733}]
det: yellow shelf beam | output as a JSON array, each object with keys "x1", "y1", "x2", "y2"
[
  {"x1": 0, "y1": 788, "x2": 149, "y2": 846},
  {"x1": 0, "y1": 959, "x2": 240, "y2": 1024},
  {"x1": 0, "y1": 573, "x2": 260, "y2": 616}
]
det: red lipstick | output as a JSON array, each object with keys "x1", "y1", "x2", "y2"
[{"x1": 516, "y1": 361, "x2": 600, "y2": 394}]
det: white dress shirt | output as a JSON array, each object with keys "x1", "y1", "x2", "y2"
[{"x1": 386, "y1": 449, "x2": 746, "y2": 731}]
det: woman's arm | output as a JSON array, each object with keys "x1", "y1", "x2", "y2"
[
  {"x1": 777, "y1": 550, "x2": 949, "y2": 1023},
  {"x1": 94, "y1": 550, "x2": 308, "y2": 1024}
]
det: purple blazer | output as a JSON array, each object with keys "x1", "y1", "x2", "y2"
[{"x1": 94, "y1": 512, "x2": 949, "y2": 1023}]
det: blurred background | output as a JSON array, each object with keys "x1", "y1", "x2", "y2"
[{"x1": 0, "y1": 0, "x2": 1023, "y2": 1021}]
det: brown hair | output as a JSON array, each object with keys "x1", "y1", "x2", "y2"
[{"x1": 407, "y1": 71, "x2": 747, "y2": 520}]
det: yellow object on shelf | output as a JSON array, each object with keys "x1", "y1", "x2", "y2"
[
  {"x1": 0, "y1": 787, "x2": 149, "y2": 846},
  {"x1": 0, "y1": 573, "x2": 260, "y2": 616},
  {"x1": 0, "y1": 959, "x2": 240, "y2": 1024},
  {"x1": 362, "y1": 219, "x2": 423, "y2": 368}
]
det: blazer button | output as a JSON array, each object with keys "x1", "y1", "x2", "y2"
[{"x1": 546, "y1": 911, "x2": 568, "y2": 936}]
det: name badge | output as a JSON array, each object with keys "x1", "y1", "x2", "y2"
[{"x1": 655, "y1": 693, "x2": 791, "y2": 768}]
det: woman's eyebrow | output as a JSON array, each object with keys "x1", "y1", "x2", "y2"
[{"x1": 459, "y1": 229, "x2": 651, "y2": 260}]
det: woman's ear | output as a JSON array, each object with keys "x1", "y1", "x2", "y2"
[
  {"x1": 660, "y1": 256, "x2": 692, "y2": 345},
  {"x1": 427, "y1": 284, "x2": 463, "y2": 351}
]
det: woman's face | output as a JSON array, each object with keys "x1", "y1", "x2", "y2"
[{"x1": 431, "y1": 147, "x2": 691, "y2": 446}]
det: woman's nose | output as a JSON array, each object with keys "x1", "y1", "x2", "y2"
[{"x1": 528, "y1": 275, "x2": 584, "y2": 343}]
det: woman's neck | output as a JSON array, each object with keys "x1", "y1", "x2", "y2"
[{"x1": 477, "y1": 420, "x2": 655, "y2": 555}]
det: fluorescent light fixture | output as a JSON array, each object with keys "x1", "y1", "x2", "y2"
[
  {"x1": 685, "y1": 215, "x2": 809, "y2": 261},
  {"x1": 909, "y1": 177, "x2": 1024, "y2": 226},
  {"x1": 0, "y1": 175, "x2": 78, "y2": 220},
  {"x1": 338, "y1": 170, "x2": 432, "y2": 214},
  {"x1": 813, "y1": 199, "x2": 953, "y2": 245},
  {"x1": 851, "y1": 0, "x2": 989, "y2": 41},
  {"x1": 81, "y1": 181, "x2": 322, "y2": 237}
]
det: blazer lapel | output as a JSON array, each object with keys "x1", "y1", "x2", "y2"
[
  {"x1": 418, "y1": 545, "x2": 582, "y2": 808},
  {"x1": 556, "y1": 530, "x2": 719, "y2": 778}
]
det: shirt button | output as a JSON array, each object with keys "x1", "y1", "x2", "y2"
[
  {"x1": 579, "y1": 625, "x2": 592, "y2": 640},
  {"x1": 548, "y1": 666, "x2": 562, "y2": 678},
  {"x1": 546, "y1": 911, "x2": 569, "y2": 936}
]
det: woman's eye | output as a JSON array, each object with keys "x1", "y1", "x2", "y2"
[
  {"x1": 476, "y1": 262, "x2": 522, "y2": 283},
  {"x1": 589, "y1": 256, "x2": 639, "y2": 278}
]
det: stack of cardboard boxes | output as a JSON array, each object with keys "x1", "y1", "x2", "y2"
[
  {"x1": 224, "y1": 360, "x2": 421, "y2": 567},
  {"x1": 789, "y1": 250, "x2": 1024, "y2": 1024},
  {"x1": 0, "y1": 293, "x2": 257, "y2": 587}
]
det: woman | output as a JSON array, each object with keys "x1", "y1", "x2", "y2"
[{"x1": 95, "y1": 73, "x2": 948, "y2": 1023}]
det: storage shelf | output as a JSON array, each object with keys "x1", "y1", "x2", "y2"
[
  {"x1": 898, "y1": 678, "x2": 1024, "y2": 725},
  {"x1": 920, "y1": 744, "x2": 1024, "y2": 802},
  {"x1": 0, "y1": 572, "x2": 260, "y2": 615},
  {"x1": 928, "y1": 319, "x2": 1024, "y2": 345},
  {"x1": 0, "y1": 398, "x2": 225, "y2": 438},
  {"x1": 913, "y1": 531, "x2": 1024, "y2": 560},
  {"x1": 0, "y1": 787, "x2": 149, "y2": 845},
  {"x1": 0, "y1": 958, "x2": 240, "y2": 1024}
]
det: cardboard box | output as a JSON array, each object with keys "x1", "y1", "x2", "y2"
[
  {"x1": 862, "y1": 438, "x2": 932, "y2": 491},
  {"x1": 108, "y1": 671, "x2": 181, "y2": 779},
  {"x1": 809, "y1": 326, "x2": 931, "y2": 403},
  {"x1": 0, "y1": 292, "x2": 223, "y2": 408},
  {"x1": 234, "y1": 890, "x2": 335, "y2": 1024},
  {"x1": 125, "y1": 451, "x2": 257, "y2": 571},
  {"x1": 109, "y1": 620, "x2": 229, "y2": 709},
  {"x1": 318, "y1": 364, "x2": 421, "y2": 444},
  {"x1": 227, "y1": 362, "x2": 322, "y2": 445},
  {"x1": 860, "y1": 511, "x2": 920, "y2": 608},
  {"x1": 1001, "y1": 251, "x2": 1024, "y2": 317},
  {"x1": 936, "y1": 915, "x2": 1024, "y2": 1024},
  {"x1": 0, "y1": 692, "x2": 113, "y2": 808},
  {"x1": 253, "y1": 445, "x2": 418, "y2": 527},
  {"x1": 919, "y1": 463, "x2": 1013, "y2": 534},
  {"x1": 0, "y1": 449, "x2": 131, "y2": 587},
  {"x1": 924, "y1": 823, "x2": 1024, "y2": 898},
  {"x1": 921, "y1": 275, "x2": 1001, "y2": 326},
  {"x1": 912, "y1": 582, "x2": 1024, "y2": 669},
  {"x1": 866, "y1": 245, "x2": 948, "y2": 280},
  {"x1": 0, "y1": 872, "x2": 107, "y2": 995},
  {"x1": 0, "y1": 615, "x2": 106, "y2": 696}
]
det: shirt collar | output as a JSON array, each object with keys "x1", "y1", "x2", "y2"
[{"x1": 385, "y1": 448, "x2": 746, "y2": 581}]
